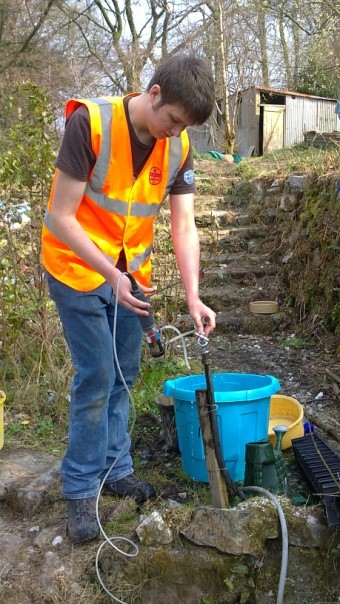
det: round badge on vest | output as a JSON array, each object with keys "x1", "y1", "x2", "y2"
[{"x1": 149, "y1": 167, "x2": 162, "y2": 185}]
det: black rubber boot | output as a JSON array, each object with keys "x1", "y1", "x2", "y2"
[
  {"x1": 103, "y1": 473, "x2": 156, "y2": 504},
  {"x1": 66, "y1": 496, "x2": 99, "y2": 543}
]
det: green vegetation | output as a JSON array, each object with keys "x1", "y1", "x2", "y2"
[
  {"x1": 102, "y1": 498, "x2": 140, "y2": 537},
  {"x1": 235, "y1": 144, "x2": 339, "y2": 180},
  {"x1": 195, "y1": 144, "x2": 339, "y2": 181},
  {"x1": 280, "y1": 336, "x2": 308, "y2": 349},
  {"x1": 132, "y1": 355, "x2": 199, "y2": 415},
  {"x1": 280, "y1": 175, "x2": 340, "y2": 337}
]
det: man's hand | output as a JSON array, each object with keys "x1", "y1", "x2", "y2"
[
  {"x1": 188, "y1": 300, "x2": 216, "y2": 336},
  {"x1": 111, "y1": 272, "x2": 154, "y2": 317}
]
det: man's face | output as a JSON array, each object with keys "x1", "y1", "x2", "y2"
[{"x1": 147, "y1": 85, "x2": 193, "y2": 139}]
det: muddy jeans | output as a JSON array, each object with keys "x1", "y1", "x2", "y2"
[{"x1": 46, "y1": 272, "x2": 143, "y2": 500}]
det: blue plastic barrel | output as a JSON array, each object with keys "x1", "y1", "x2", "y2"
[{"x1": 163, "y1": 372, "x2": 280, "y2": 483}]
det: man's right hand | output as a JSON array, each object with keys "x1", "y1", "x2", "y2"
[{"x1": 111, "y1": 272, "x2": 153, "y2": 317}]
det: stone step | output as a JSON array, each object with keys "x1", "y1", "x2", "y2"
[
  {"x1": 199, "y1": 284, "x2": 280, "y2": 312},
  {"x1": 200, "y1": 264, "x2": 277, "y2": 286},
  {"x1": 199, "y1": 232, "x2": 268, "y2": 257},
  {"x1": 194, "y1": 208, "x2": 238, "y2": 227},
  {"x1": 162, "y1": 207, "x2": 256, "y2": 230},
  {"x1": 194, "y1": 195, "x2": 227, "y2": 207},
  {"x1": 175, "y1": 307, "x2": 288, "y2": 337},
  {"x1": 200, "y1": 239, "x2": 264, "y2": 257},
  {"x1": 200, "y1": 251, "x2": 272, "y2": 265},
  {"x1": 194, "y1": 210, "x2": 256, "y2": 228},
  {"x1": 195, "y1": 172, "x2": 236, "y2": 184},
  {"x1": 215, "y1": 309, "x2": 287, "y2": 335},
  {"x1": 197, "y1": 224, "x2": 267, "y2": 242},
  {"x1": 195, "y1": 164, "x2": 237, "y2": 183},
  {"x1": 163, "y1": 205, "x2": 246, "y2": 227}
]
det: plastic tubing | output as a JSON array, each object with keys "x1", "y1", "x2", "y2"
[
  {"x1": 241, "y1": 486, "x2": 288, "y2": 604},
  {"x1": 160, "y1": 325, "x2": 195, "y2": 369}
]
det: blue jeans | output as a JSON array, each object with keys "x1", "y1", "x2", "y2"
[{"x1": 46, "y1": 273, "x2": 143, "y2": 500}]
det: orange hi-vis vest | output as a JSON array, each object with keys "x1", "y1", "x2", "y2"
[{"x1": 42, "y1": 95, "x2": 190, "y2": 291}]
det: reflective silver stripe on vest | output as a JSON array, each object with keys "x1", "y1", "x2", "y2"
[
  {"x1": 83, "y1": 187, "x2": 161, "y2": 217},
  {"x1": 129, "y1": 243, "x2": 153, "y2": 272},
  {"x1": 102, "y1": 252, "x2": 117, "y2": 264},
  {"x1": 164, "y1": 137, "x2": 183, "y2": 197},
  {"x1": 44, "y1": 212, "x2": 57, "y2": 236},
  {"x1": 89, "y1": 101, "x2": 113, "y2": 193}
]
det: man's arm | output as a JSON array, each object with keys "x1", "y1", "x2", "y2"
[
  {"x1": 49, "y1": 169, "x2": 151, "y2": 315},
  {"x1": 169, "y1": 192, "x2": 216, "y2": 336}
]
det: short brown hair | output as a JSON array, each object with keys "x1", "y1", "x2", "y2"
[{"x1": 147, "y1": 54, "x2": 215, "y2": 125}]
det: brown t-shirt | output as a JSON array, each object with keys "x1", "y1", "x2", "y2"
[{"x1": 55, "y1": 97, "x2": 196, "y2": 195}]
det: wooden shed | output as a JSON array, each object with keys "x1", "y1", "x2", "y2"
[{"x1": 231, "y1": 85, "x2": 340, "y2": 156}]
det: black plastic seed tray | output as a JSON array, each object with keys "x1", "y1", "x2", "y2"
[{"x1": 292, "y1": 432, "x2": 340, "y2": 527}]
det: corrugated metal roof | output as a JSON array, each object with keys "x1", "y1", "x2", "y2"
[{"x1": 244, "y1": 85, "x2": 337, "y2": 103}]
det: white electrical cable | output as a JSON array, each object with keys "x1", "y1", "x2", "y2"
[
  {"x1": 160, "y1": 325, "x2": 195, "y2": 369},
  {"x1": 162, "y1": 328, "x2": 197, "y2": 343},
  {"x1": 94, "y1": 273, "x2": 141, "y2": 603},
  {"x1": 242, "y1": 486, "x2": 288, "y2": 604}
]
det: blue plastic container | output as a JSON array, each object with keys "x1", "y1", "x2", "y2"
[{"x1": 164, "y1": 372, "x2": 280, "y2": 483}]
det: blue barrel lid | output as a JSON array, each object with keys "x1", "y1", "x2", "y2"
[{"x1": 164, "y1": 372, "x2": 280, "y2": 403}]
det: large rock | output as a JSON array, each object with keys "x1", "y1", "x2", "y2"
[
  {"x1": 286, "y1": 175, "x2": 309, "y2": 192},
  {"x1": 181, "y1": 497, "x2": 333, "y2": 555},
  {"x1": 181, "y1": 499, "x2": 278, "y2": 555},
  {"x1": 0, "y1": 447, "x2": 60, "y2": 514}
]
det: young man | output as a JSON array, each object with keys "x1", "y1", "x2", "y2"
[{"x1": 42, "y1": 54, "x2": 216, "y2": 543}]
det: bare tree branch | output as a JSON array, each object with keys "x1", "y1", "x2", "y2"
[
  {"x1": 0, "y1": 0, "x2": 58, "y2": 74},
  {"x1": 93, "y1": 0, "x2": 123, "y2": 41}
]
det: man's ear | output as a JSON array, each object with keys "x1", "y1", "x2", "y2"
[{"x1": 149, "y1": 84, "x2": 162, "y2": 105}]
